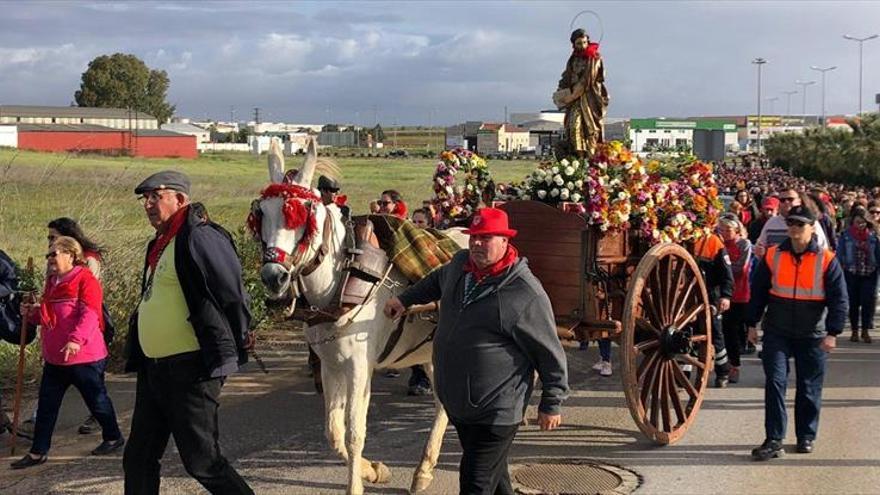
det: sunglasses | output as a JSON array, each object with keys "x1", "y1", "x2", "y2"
[
  {"x1": 45, "y1": 251, "x2": 59, "y2": 259},
  {"x1": 376, "y1": 200, "x2": 392, "y2": 206},
  {"x1": 870, "y1": 210, "x2": 880, "y2": 215},
  {"x1": 778, "y1": 197, "x2": 797, "y2": 203},
  {"x1": 785, "y1": 219, "x2": 807, "y2": 227}
]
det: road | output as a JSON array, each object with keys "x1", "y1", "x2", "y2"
[{"x1": 2, "y1": 328, "x2": 880, "y2": 494}]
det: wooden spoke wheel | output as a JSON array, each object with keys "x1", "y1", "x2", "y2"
[{"x1": 621, "y1": 243, "x2": 713, "y2": 445}]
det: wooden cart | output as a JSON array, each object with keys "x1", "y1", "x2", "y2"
[{"x1": 498, "y1": 201, "x2": 714, "y2": 445}]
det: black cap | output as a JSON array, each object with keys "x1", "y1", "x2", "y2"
[
  {"x1": 317, "y1": 175, "x2": 340, "y2": 192},
  {"x1": 134, "y1": 170, "x2": 191, "y2": 196},
  {"x1": 786, "y1": 205, "x2": 816, "y2": 225}
]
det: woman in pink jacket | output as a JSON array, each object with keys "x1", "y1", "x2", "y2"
[{"x1": 10, "y1": 236, "x2": 124, "y2": 469}]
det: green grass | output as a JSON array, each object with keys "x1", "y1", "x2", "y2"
[{"x1": 0, "y1": 148, "x2": 536, "y2": 388}]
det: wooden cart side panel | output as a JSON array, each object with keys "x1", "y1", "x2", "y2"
[{"x1": 499, "y1": 201, "x2": 587, "y2": 320}]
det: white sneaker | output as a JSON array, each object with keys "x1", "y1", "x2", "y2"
[
  {"x1": 599, "y1": 361, "x2": 613, "y2": 377},
  {"x1": 592, "y1": 359, "x2": 606, "y2": 371}
]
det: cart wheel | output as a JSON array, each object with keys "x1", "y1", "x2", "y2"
[{"x1": 621, "y1": 243, "x2": 713, "y2": 445}]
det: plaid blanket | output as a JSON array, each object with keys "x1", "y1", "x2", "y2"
[{"x1": 368, "y1": 214, "x2": 462, "y2": 283}]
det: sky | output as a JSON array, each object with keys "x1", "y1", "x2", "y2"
[{"x1": 1, "y1": 1, "x2": 879, "y2": 125}]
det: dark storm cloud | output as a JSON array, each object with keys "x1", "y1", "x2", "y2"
[{"x1": 1, "y1": 1, "x2": 879, "y2": 124}]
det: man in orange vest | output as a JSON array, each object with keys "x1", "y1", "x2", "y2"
[
  {"x1": 746, "y1": 205, "x2": 847, "y2": 461},
  {"x1": 692, "y1": 231, "x2": 735, "y2": 387}
]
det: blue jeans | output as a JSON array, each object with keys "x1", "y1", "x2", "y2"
[
  {"x1": 598, "y1": 339, "x2": 611, "y2": 362},
  {"x1": 761, "y1": 333, "x2": 827, "y2": 442},
  {"x1": 31, "y1": 359, "x2": 122, "y2": 455},
  {"x1": 844, "y1": 271, "x2": 878, "y2": 330}
]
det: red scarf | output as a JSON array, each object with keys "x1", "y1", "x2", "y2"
[
  {"x1": 147, "y1": 206, "x2": 188, "y2": 272},
  {"x1": 464, "y1": 245, "x2": 519, "y2": 283},
  {"x1": 578, "y1": 42, "x2": 600, "y2": 60},
  {"x1": 849, "y1": 225, "x2": 870, "y2": 253},
  {"x1": 393, "y1": 200, "x2": 408, "y2": 219}
]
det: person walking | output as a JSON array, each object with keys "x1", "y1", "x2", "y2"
[
  {"x1": 10, "y1": 236, "x2": 124, "y2": 469},
  {"x1": 718, "y1": 215, "x2": 752, "y2": 383},
  {"x1": 749, "y1": 197, "x2": 778, "y2": 245},
  {"x1": 692, "y1": 230, "x2": 735, "y2": 387},
  {"x1": 836, "y1": 208, "x2": 880, "y2": 343},
  {"x1": 384, "y1": 207, "x2": 568, "y2": 494},
  {"x1": 122, "y1": 171, "x2": 254, "y2": 494},
  {"x1": 747, "y1": 205, "x2": 848, "y2": 460},
  {"x1": 756, "y1": 189, "x2": 829, "y2": 256}
]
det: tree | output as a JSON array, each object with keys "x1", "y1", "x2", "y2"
[{"x1": 75, "y1": 53, "x2": 175, "y2": 124}]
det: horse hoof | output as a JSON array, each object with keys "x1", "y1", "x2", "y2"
[
  {"x1": 371, "y1": 461, "x2": 391, "y2": 484},
  {"x1": 410, "y1": 473, "x2": 433, "y2": 493}
]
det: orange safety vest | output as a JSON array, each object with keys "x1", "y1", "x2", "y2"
[
  {"x1": 693, "y1": 234, "x2": 724, "y2": 262},
  {"x1": 765, "y1": 245, "x2": 834, "y2": 301}
]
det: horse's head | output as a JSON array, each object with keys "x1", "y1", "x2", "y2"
[{"x1": 248, "y1": 137, "x2": 332, "y2": 299}]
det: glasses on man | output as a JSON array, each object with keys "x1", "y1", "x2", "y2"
[
  {"x1": 785, "y1": 219, "x2": 807, "y2": 227},
  {"x1": 778, "y1": 197, "x2": 797, "y2": 203},
  {"x1": 138, "y1": 191, "x2": 174, "y2": 206}
]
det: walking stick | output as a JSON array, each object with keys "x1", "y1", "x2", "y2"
[{"x1": 9, "y1": 256, "x2": 34, "y2": 455}]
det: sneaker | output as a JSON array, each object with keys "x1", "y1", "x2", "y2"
[
  {"x1": 751, "y1": 439, "x2": 784, "y2": 461},
  {"x1": 78, "y1": 415, "x2": 101, "y2": 435},
  {"x1": 796, "y1": 439, "x2": 814, "y2": 454},
  {"x1": 591, "y1": 359, "x2": 606, "y2": 371},
  {"x1": 728, "y1": 367, "x2": 740, "y2": 384},
  {"x1": 599, "y1": 361, "x2": 613, "y2": 377},
  {"x1": 91, "y1": 437, "x2": 125, "y2": 456},
  {"x1": 384, "y1": 369, "x2": 401, "y2": 378},
  {"x1": 714, "y1": 375, "x2": 729, "y2": 388}
]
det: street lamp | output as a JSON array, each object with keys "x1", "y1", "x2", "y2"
[
  {"x1": 810, "y1": 65, "x2": 837, "y2": 127},
  {"x1": 843, "y1": 34, "x2": 879, "y2": 116},
  {"x1": 782, "y1": 90, "x2": 798, "y2": 118},
  {"x1": 766, "y1": 96, "x2": 779, "y2": 115},
  {"x1": 795, "y1": 80, "x2": 816, "y2": 120},
  {"x1": 752, "y1": 58, "x2": 767, "y2": 154}
]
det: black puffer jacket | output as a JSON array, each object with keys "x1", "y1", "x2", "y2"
[{"x1": 125, "y1": 204, "x2": 252, "y2": 377}]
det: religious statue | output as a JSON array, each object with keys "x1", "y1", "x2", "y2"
[{"x1": 554, "y1": 28, "x2": 609, "y2": 159}]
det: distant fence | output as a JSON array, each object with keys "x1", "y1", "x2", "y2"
[{"x1": 199, "y1": 142, "x2": 250, "y2": 153}]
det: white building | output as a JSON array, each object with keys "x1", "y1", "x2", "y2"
[
  {"x1": 510, "y1": 110, "x2": 564, "y2": 126},
  {"x1": 161, "y1": 122, "x2": 211, "y2": 144},
  {"x1": 0, "y1": 105, "x2": 158, "y2": 129},
  {"x1": 629, "y1": 118, "x2": 738, "y2": 152},
  {"x1": 0, "y1": 125, "x2": 17, "y2": 148}
]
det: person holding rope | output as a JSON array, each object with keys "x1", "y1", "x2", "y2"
[
  {"x1": 384, "y1": 207, "x2": 568, "y2": 495},
  {"x1": 122, "y1": 171, "x2": 254, "y2": 494}
]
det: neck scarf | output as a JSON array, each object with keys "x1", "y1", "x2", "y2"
[
  {"x1": 577, "y1": 42, "x2": 600, "y2": 61},
  {"x1": 147, "y1": 205, "x2": 189, "y2": 272},
  {"x1": 464, "y1": 244, "x2": 519, "y2": 284},
  {"x1": 849, "y1": 224, "x2": 870, "y2": 253}
]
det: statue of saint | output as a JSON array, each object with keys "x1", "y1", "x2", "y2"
[{"x1": 554, "y1": 28, "x2": 609, "y2": 159}]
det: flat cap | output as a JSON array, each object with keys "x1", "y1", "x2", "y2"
[
  {"x1": 317, "y1": 175, "x2": 340, "y2": 191},
  {"x1": 134, "y1": 170, "x2": 191, "y2": 196}
]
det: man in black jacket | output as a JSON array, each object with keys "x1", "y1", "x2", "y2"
[{"x1": 123, "y1": 171, "x2": 254, "y2": 495}]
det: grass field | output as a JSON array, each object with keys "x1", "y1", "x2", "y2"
[{"x1": 0, "y1": 148, "x2": 536, "y2": 386}]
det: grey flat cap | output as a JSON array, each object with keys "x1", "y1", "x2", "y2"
[
  {"x1": 317, "y1": 175, "x2": 340, "y2": 191},
  {"x1": 134, "y1": 170, "x2": 191, "y2": 195}
]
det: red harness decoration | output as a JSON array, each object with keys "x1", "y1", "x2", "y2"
[{"x1": 248, "y1": 183, "x2": 321, "y2": 261}]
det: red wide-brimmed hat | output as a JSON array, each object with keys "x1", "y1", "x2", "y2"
[{"x1": 463, "y1": 207, "x2": 517, "y2": 237}]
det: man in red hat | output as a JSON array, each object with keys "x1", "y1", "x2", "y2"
[{"x1": 385, "y1": 207, "x2": 568, "y2": 495}]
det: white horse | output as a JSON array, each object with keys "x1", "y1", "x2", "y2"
[{"x1": 251, "y1": 138, "x2": 465, "y2": 495}]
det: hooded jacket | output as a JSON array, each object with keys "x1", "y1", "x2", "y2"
[
  {"x1": 125, "y1": 203, "x2": 252, "y2": 377},
  {"x1": 398, "y1": 250, "x2": 569, "y2": 425}
]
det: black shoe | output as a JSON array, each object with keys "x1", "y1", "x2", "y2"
[
  {"x1": 751, "y1": 439, "x2": 784, "y2": 461},
  {"x1": 10, "y1": 453, "x2": 47, "y2": 469},
  {"x1": 78, "y1": 415, "x2": 101, "y2": 435},
  {"x1": 91, "y1": 437, "x2": 125, "y2": 456},
  {"x1": 714, "y1": 375, "x2": 729, "y2": 388},
  {"x1": 796, "y1": 439, "x2": 814, "y2": 454}
]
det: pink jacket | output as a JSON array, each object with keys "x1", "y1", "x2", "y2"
[{"x1": 32, "y1": 266, "x2": 107, "y2": 366}]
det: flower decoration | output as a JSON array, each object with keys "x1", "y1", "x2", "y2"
[{"x1": 432, "y1": 148, "x2": 494, "y2": 226}]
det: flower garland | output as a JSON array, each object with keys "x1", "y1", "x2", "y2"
[
  {"x1": 432, "y1": 148, "x2": 493, "y2": 225},
  {"x1": 522, "y1": 157, "x2": 586, "y2": 209}
]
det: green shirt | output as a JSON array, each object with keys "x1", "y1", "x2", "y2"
[{"x1": 138, "y1": 238, "x2": 201, "y2": 358}]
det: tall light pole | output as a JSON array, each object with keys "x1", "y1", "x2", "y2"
[
  {"x1": 843, "y1": 34, "x2": 879, "y2": 116},
  {"x1": 795, "y1": 80, "x2": 816, "y2": 120},
  {"x1": 810, "y1": 65, "x2": 837, "y2": 127},
  {"x1": 766, "y1": 96, "x2": 779, "y2": 115},
  {"x1": 752, "y1": 58, "x2": 767, "y2": 154},
  {"x1": 782, "y1": 90, "x2": 798, "y2": 118}
]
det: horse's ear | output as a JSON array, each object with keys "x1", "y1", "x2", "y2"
[
  {"x1": 296, "y1": 137, "x2": 318, "y2": 187},
  {"x1": 268, "y1": 137, "x2": 285, "y2": 184}
]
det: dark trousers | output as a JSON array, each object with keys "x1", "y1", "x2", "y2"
[
  {"x1": 844, "y1": 271, "x2": 878, "y2": 331},
  {"x1": 598, "y1": 339, "x2": 611, "y2": 362},
  {"x1": 761, "y1": 332, "x2": 827, "y2": 442},
  {"x1": 123, "y1": 353, "x2": 252, "y2": 495},
  {"x1": 711, "y1": 313, "x2": 730, "y2": 376},
  {"x1": 452, "y1": 422, "x2": 519, "y2": 495},
  {"x1": 31, "y1": 359, "x2": 122, "y2": 455},
  {"x1": 721, "y1": 303, "x2": 747, "y2": 367}
]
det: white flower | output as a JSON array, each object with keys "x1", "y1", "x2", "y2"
[
  {"x1": 571, "y1": 192, "x2": 582, "y2": 202},
  {"x1": 554, "y1": 175, "x2": 565, "y2": 186},
  {"x1": 466, "y1": 184, "x2": 474, "y2": 191},
  {"x1": 597, "y1": 161, "x2": 607, "y2": 170},
  {"x1": 600, "y1": 223, "x2": 609, "y2": 231},
  {"x1": 588, "y1": 188, "x2": 597, "y2": 195},
  {"x1": 551, "y1": 166, "x2": 560, "y2": 174},
  {"x1": 560, "y1": 159, "x2": 570, "y2": 167},
  {"x1": 617, "y1": 191, "x2": 627, "y2": 200},
  {"x1": 537, "y1": 168, "x2": 547, "y2": 177},
  {"x1": 572, "y1": 160, "x2": 580, "y2": 169},
  {"x1": 564, "y1": 166, "x2": 575, "y2": 176},
  {"x1": 523, "y1": 194, "x2": 531, "y2": 200},
  {"x1": 560, "y1": 188, "x2": 570, "y2": 200},
  {"x1": 575, "y1": 179, "x2": 583, "y2": 188},
  {"x1": 598, "y1": 177, "x2": 605, "y2": 186},
  {"x1": 544, "y1": 176, "x2": 552, "y2": 185},
  {"x1": 550, "y1": 188, "x2": 560, "y2": 197},
  {"x1": 639, "y1": 206, "x2": 647, "y2": 213},
  {"x1": 592, "y1": 211, "x2": 601, "y2": 219},
  {"x1": 537, "y1": 190, "x2": 547, "y2": 199}
]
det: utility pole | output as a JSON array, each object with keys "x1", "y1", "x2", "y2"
[
  {"x1": 810, "y1": 65, "x2": 837, "y2": 127},
  {"x1": 752, "y1": 57, "x2": 767, "y2": 154},
  {"x1": 843, "y1": 34, "x2": 879, "y2": 116},
  {"x1": 781, "y1": 90, "x2": 798, "y2": 118},
  {"x1": 253, "y1": 107, "x2": 261, "y2": 125}
]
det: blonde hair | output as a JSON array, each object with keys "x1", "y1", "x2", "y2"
[{"x1": 52, "y1": 236, "x2": 84, "y2": 265}]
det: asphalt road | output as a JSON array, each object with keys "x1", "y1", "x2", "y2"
[{"x1": 2, "y1": 329, "x2": 880, "y2": 494}]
